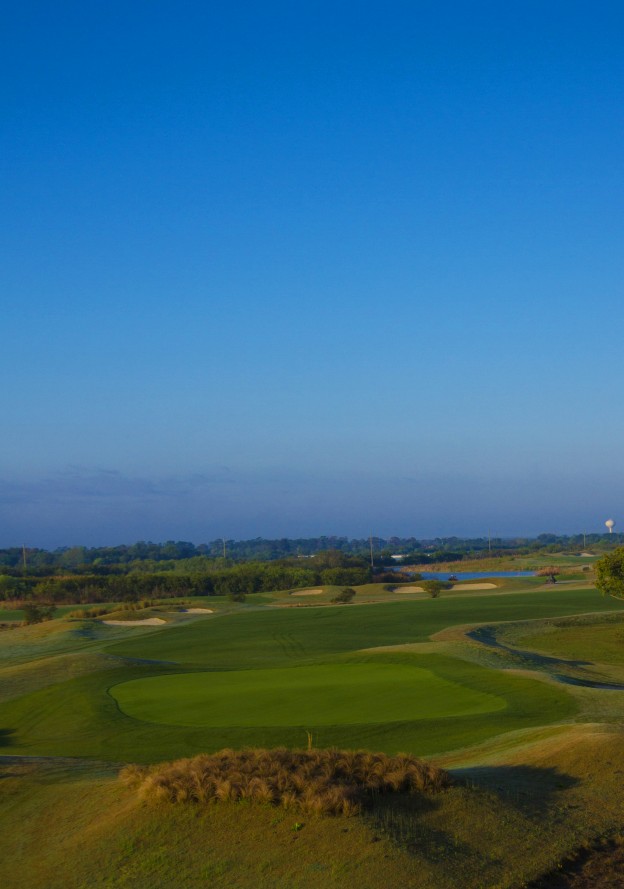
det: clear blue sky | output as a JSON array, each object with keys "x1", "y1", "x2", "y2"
[{"x1": 2, "y1": 1, "x2": 623, "y2": 546}]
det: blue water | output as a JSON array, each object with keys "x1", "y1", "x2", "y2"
[{"x1": 417, "y1": 571, "x2": 534, "y2": 580}]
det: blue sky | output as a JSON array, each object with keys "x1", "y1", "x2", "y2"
[{"x1": 2, "y1": 2, "x2": 623, "y2": 546}]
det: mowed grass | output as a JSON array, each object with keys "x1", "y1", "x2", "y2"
[
  {"x1": 4, "y1": 584, "x2": 624, "y2": 888},
  {"x1": 0, "y1": 650, "x2": 576, "y2": 760},
  {"x1": 515, "y1": 618, "x2": 624, "y2": 666},
  {"x1": 0, "y1": 586, "x2": 618, "y2": 762},
  {"x1": 103, "y1": 586, "x2": 624, "y2": 669},
  {"x1": 111, "y1": 663, "x2": 507, "y2": 727}
]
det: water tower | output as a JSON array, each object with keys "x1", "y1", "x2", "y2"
[{"x1": 605, "y1": 519, "x2": 616, "y2": 534}]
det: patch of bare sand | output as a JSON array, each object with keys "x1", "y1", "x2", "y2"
[
  {"x1": 183, "y1": 608, "x2": 214, "y2": 613},
  {"x1": 291, "y1": 588, "x2": 324, "y2": 597},
  {"x1": 451, "y1": 582, "x2": 497, "y2": 591},
  {"x1": 393, "y1": 586, "x2": 425, "y2": 593},
  {"x1": 103, "y1": 618, "x2": 166, "y2": 626}
]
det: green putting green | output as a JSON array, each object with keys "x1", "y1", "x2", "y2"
[{"x1": 110, "y1": 663, "x2": 507, "y2": 727}]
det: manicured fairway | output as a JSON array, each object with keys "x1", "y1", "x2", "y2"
[
  {"x1": 104, "y1": 588, "x2": 624, "y2": 669},
  {"x1": 0, "y1": 585, "x2": 617, "y2": 761},
  {"x1": 111, "y1": 663, "x2": 506, "y2": 727}
]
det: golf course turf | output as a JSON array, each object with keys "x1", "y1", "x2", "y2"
[
  {"x1": 4, "y1": 581, "x2": 624, "y2": 888},
  {"x1": 110, "y1": 662, "x2": 508, "y2": 727}
]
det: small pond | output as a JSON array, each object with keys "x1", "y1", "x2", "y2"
[{"x1": 394, "y1": 570, "x2": 535, "y2": 580}]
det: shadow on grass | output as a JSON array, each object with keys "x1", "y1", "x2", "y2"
[
  {"x1": 366, "y1": 793, "x2": 493, "y2": 869},
  {"x1": 0, "y1": 729, "x2": 15, "y2": 748},
  {"x1": 453, "y1": 764, "x2": 580, "y2": 817}
]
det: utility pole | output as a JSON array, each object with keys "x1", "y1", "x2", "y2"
[
  {"x1": 369, "y1": 533, "x2": 374, "y2": 569},
  {"x1": 222, "y1": 538, "x2": 227, "y2": 560},
  {"x1": 22, "y1": 544, "x2": 27, "y2": 572},
  {"x1": 488, "y1": 530, "x2": 491, "y2": 556}
]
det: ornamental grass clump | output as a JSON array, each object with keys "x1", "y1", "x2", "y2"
[{"x1": 120, "y1": 747, "x2": 451, "y2": 816}]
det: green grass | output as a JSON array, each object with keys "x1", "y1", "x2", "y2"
[
  {"x1": 111, "y1": 662, "x2": 507, "y2": 727},
  {"x1": 515, "y1": 617, "x2": 624, "y2": 667},
  {"x1": 0, "y1": 588, "x2": 618, "y2": 765},
  {"x1": 4, "y1": 580, "x2": 624, "y2": 887},
  {"x1": 0, "y1": 650, "x2": 577, "y2": 760},
  {"x1": 3, "y1": 725, "x2": 624, "y2": 889},
  {"x1": 103, "y1": 587, "x2": 624, "y2": 668}
]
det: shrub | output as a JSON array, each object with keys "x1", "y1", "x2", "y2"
[
  {"x1": 120, "y1": 747, "x2": 451, "y2": 817},
  {"x1": 331, "y1": 588, "x2": 356, "y2": 604},
  {"x1": 420, "y1": 580, "x2": 451, "y2": 598},
  {"x1": 67, "y1": 606, "x2": 110, "y2": 619},
  {"x1": 21, "y1": 602, "x2": 56, "y2": 624}
]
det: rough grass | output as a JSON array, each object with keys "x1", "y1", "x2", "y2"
[
  {"x1": 121, "y1": 747, "x2": 451, "y2": 816},
  {"x1": 3, "y1": 729, "x2": 624, "y2": 889},
  {"x1": 514, "y1": 618, "x2": 624, "y2": 667}
]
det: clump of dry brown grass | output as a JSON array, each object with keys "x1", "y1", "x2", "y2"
[{"x1": 120, "y1": 747, "x2": 451, "y2": 816}]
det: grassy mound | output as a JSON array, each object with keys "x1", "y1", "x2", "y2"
[{"x1": 121, "y1": 747, "x2": 451, "y2": 816}]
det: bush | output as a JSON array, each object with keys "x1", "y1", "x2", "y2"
[
  {"x1": 21, "y1": 602, "x2": 56, "y2": 624},
  {"x1": 321, "y1": 567, "x2": 370, "y2": 586},
  {"x1": 228, "y1": 591, "x2": 246, "y2": 603},
  {"x1": 596, "y1": 549, "x2": 624, "y2": 599},
  {"x1": 420, "y1": 580, "x2": 451, "y2": 599},
  {"x1": 331, "y1": 588, "x2": 356, "y2": 604},
  {"x1": 67, "y1": 606, "x2": 110, "y2": 619},
  {"x1": 120, "y1": 747, "x2": 452, "y2": 816}
]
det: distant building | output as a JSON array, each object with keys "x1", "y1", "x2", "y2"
[{"x1": 390, "y1": 554, "x2": 405, "y2": 561}]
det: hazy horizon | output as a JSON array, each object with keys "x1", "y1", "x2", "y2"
[{"x1": 3, "y1": 3, "x2": 623, "y2": 547}]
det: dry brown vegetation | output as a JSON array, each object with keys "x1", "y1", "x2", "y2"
[{"x1": 120, "y1": 747, "x2": 451, "y2": 816}]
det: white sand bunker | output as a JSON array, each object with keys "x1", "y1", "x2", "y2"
[
  {"x1": 451, "y1": 583, "x2": 497, "y2": 590},
  {"x1": 291, "y1": 588, "x2": 324, "y2": 597},
  {"x1": 103, "y1": 618, "x2": 166, "y2": 626},
  {"x1": 183, "y1": 608, "x2": 214, "y2": 614},
  {"x1": 394, "y1": 586, "x2": 424, "y2": 593}
]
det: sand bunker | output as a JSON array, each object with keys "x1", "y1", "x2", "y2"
[
  {"x1": 394, "y1": 586, "x2": 425, "y2": 593},
  {"x1": 183, "y1": 608, "x2": 214, "y2": 613},
  {"x1": 103, "y1": 618, "x2": 166, "y2": 626},
  {"x1": 291, "y1": 588, "x2": 324, "y2": 597},
  {"x1": 451, "y1": 583, "x2": 497, "y2": 591}
]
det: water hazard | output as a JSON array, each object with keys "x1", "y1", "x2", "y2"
[{"x1": 408, "y1": 570, "x2": 535, "y2": 581}]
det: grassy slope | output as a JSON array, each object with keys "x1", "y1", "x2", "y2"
[
  {"x1": 515, "y1": 619, "x2": 624, "y2": 666},
  {"x1": 3, "y1": 582, "x2": 624, "y2": 887},
  {"x1": 3, "y1": 588, "x2": 611, "y2": 760},
  {"x1": 3, "y1": 723, "x2": 624, "y2": 889}
]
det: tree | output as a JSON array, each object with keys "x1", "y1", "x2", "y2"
[
  {"x1": 595, "y1": 549, "x2": 624, "y2": 599},
  {"x1": 21, "y1": 602, "x2": 56, "y2": 624},
  {"x1": 421, "y1": 580, "x2": 451, "y2": 599}
]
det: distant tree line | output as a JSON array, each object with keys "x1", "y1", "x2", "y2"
[
  {"x1": 0, "y1": 551, "x2": 372, "y2": 604},
  {"x1": 0, "y1": 532, "x2": 619, "y2": 578}
]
